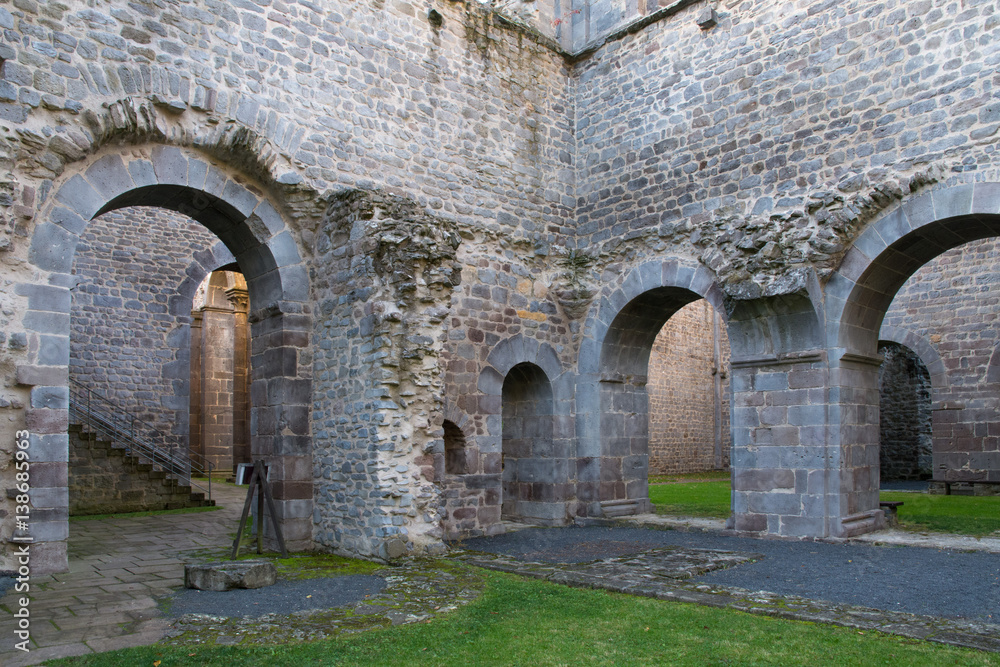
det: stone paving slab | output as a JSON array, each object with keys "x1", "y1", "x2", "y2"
[
  {"x1": 456, "y1": 547, "x2": 1000, "y2": 654},
  {"x1": 0, "y1": 483, "x2": 247, "y2": 666}
]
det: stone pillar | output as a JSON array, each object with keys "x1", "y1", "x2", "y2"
[
  {"x1": 598, "y1": 375, "x2": 652, "y2": 513},
  {"x1": 195, "y1": 274, "x2": 236, "y2": 476},
  {"x1": 189, "y1": 310, "x2": 203, "y2": 461},
  {"x1": 724, "y1": 290, "x2": 878, "y2": 539},
  {"x1": 16, "y1": 282, "x2": 74, "y2": 574},
  {"x1": 828, "y1": 352, "x2": 885, "y2": 535},
  {"x1": 226, "y1": 285, "x2": 251, "y2": 471},
  {"x1": 730, "y1": 353, "x2": 836, "y2": 536},
  {"x1": 249, "y1": 308, "x2": 313, "y2": 551}
]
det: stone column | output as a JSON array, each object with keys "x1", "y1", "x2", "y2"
[
  {"x1": 196, "y1": 275, "x2": 236, "y2": 477},
  {"x1": 225, "y1": 285, "x2": 251, "y2": 470},
  {"x1": 189, "y1": 310, "x2": 203, "y2": 461}
]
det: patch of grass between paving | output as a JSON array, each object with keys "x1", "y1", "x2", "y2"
[
  {"x1": 650, "y1": 479, "x2": 1000, "y2": 536},
  {"x1": 69, "y1": 505, "x2": 222, "y2": 521},
  {"x1": 44, "y1": 571, "x2": 998, "y2": 666},
  {"x1": 649, "y1": 480, "x2": 732, "y2": 519},
  {"x1": 271, "y1": 553, "x2": 383, "y2": 579}
]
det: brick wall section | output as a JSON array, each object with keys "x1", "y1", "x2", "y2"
[
  {"x1": 877, "y1": 342, "x2": 932, "y2": 481},
  {"x1": 648, "y1": 299, "x2": 731, "y2": 475},
  {"x1": 882, "y1": 238, "x2": 1000, "y2": 486},
  {"x1": 70, "y1": 207, "x2": 218, "y2": 440}
]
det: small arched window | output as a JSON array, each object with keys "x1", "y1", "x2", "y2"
[{"x1": 444, "y1": 420, "x2": 468, "y2": 475}]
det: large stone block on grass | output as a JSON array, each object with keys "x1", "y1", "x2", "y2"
[{"x1": 184, "y1": 560, "x2": 277, "y2": 591}]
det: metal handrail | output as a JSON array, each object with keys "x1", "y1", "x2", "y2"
[{"x1": 68, "y1": 378, "x2": 213, "y2": 501}]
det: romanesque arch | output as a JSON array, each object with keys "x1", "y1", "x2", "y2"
[
  {"x1": 878, "y1": 326, "x2": 947, "y2": 391},
  {"x1": 477, "y1": 334, "x2": 569, "y2": 524},
  {"x1": 20, "y1": 145, "x2": 314, "y2": 571},
  {"x1": 826, "y1": 181, "x2": 1000, "y2": 526},
  {"x1": 501, "y1": 362, "x2": 557, "y2": 522},
  {"x1": 579, "y1": 259, "x2": 728, "y2": 517}
]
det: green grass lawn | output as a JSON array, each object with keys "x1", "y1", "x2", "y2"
[
  {"x1": 45, "y1": 571, "x2": 998, "y2": 667},
  {"x1": 880, "y1": 491, "x2": 1000, "y2": 536},
  {"x1": 649, "y1": 469, "x2": 731, "y2": 484},
  {"x1": 649, "y1": 479, "x2": 732, "y2": 519},
  {"x1": 650, "y1": 479, "x2": 1000, "y2": 536}
]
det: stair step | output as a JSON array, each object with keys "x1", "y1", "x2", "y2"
[{"x1": 601, "y1": 499, "x2": 640, "y2": 518}]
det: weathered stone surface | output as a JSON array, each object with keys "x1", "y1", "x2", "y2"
[
  {"x1": 2, "y1": 0, "x2": 1000, "y2": 575},
  {"x1": 184, "y1": 560, "x2": 277, "y2": 592}
]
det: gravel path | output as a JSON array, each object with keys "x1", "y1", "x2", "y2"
[
  {"x1": 462, "y1": 526, "x2": 1000, "y2": 622},
  {"x1": 164, "y1": 575, "x2": 386, "y2": 618}
]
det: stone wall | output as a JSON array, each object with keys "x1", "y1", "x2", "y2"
[
  {"x1": 881, "y1": 238, "x2": 1000, "y2": 488},
  {"x1": 572, "y1": 0, "x2": 1000, "y2": 295},
  {"x1": 68, "y1": 425, "x2": 210, "y2": 515},
  {"x1": 310, "y1": 191, "x2": 463, "y2": 559},
  {"x1": 70, "y1": 207, "x2": 220, "y2": 441},
  {"x1": 877, "y1": 342, "x2": 932, "y2": 481},
  {"x1": 648, "y1": 299, "x2": 731, "y2": 475},
  {"x1": 4, "y1": 0, "x2": 1000, "y2": 571}
]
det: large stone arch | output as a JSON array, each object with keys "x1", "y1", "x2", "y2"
[
  {"x1": 826, "y1": 181, "x2": 1000, "y2": 530},
  {"x1": 19, "y1": 145, "x2": 313, "y2": 573},
  {"x1": 577, "y1": 258, "x2": 728, "y2": 517}
]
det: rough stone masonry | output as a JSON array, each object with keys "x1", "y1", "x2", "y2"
[{"x1": 1, "y1": 0, "x2": 1000, "y2": 573}]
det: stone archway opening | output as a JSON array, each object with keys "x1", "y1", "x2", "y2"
[
  {"x1": 24, "y1": 148, "x2": 314, "y2": 572},
  {"x1": 648, "y1": 299, "x2": 732, "y2": 478},
  {"x1": 597, "y1": 286, "x2": 727, "y2": 517},
  {"x1": 876, "y1": 236, "x2": 1000, "y2": 496},
  {"x1": 877, "y1": 341, "x2": 932, "y2": 485},
  {"x1": 831, "y1": 200, "x2": 1000, "y2": 531},
  {"x1": 501, "y1": 362, "x2": 557, "y2": 524},
  {"x1": 444, "y1": 419, "x2": 470, "y2": 476},
  {"x1": 68, "y1": 205, "x2": 230, "y2": 515}
]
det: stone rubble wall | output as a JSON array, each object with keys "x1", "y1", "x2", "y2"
[
  {"x1": 310, "y1": 190, "x2": 463, "y2": 559},
  {"x1": 572, "y1": 0, "x2": 1000, "y2": 297},
  {"x1": 0, "y1": 0, "x2": 999, "y2": 568},
  {"x1": 0, "y1": 0, "x2": 574, "y2": 568}
]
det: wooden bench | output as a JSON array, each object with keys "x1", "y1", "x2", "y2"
[{"x1": 879, "y1": 500, "x2": 904, "y2": 526}]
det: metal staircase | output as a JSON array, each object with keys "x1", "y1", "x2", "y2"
[{"x1": 68, "y1": 378, "x2": 214, "y2": 501}]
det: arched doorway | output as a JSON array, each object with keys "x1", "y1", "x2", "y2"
[
  {"x1": 583, "y1": 260, "x2": 731, "y2": 519},
  {"x1": 877, "y1": 341, "x2": 932, "y2": 484},
  {"x1": 22, "y1": 146, "x2": 314, "y2": 571},
  {"x1": 648, "y1": 299, "x2": 731, "y2": 476},
  {"x1": 827, "y1": 183, "x2": 1000, "y2": 531},
  {"x1": 501, "y1": 362, "x2": 557, "y2": 523}
]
